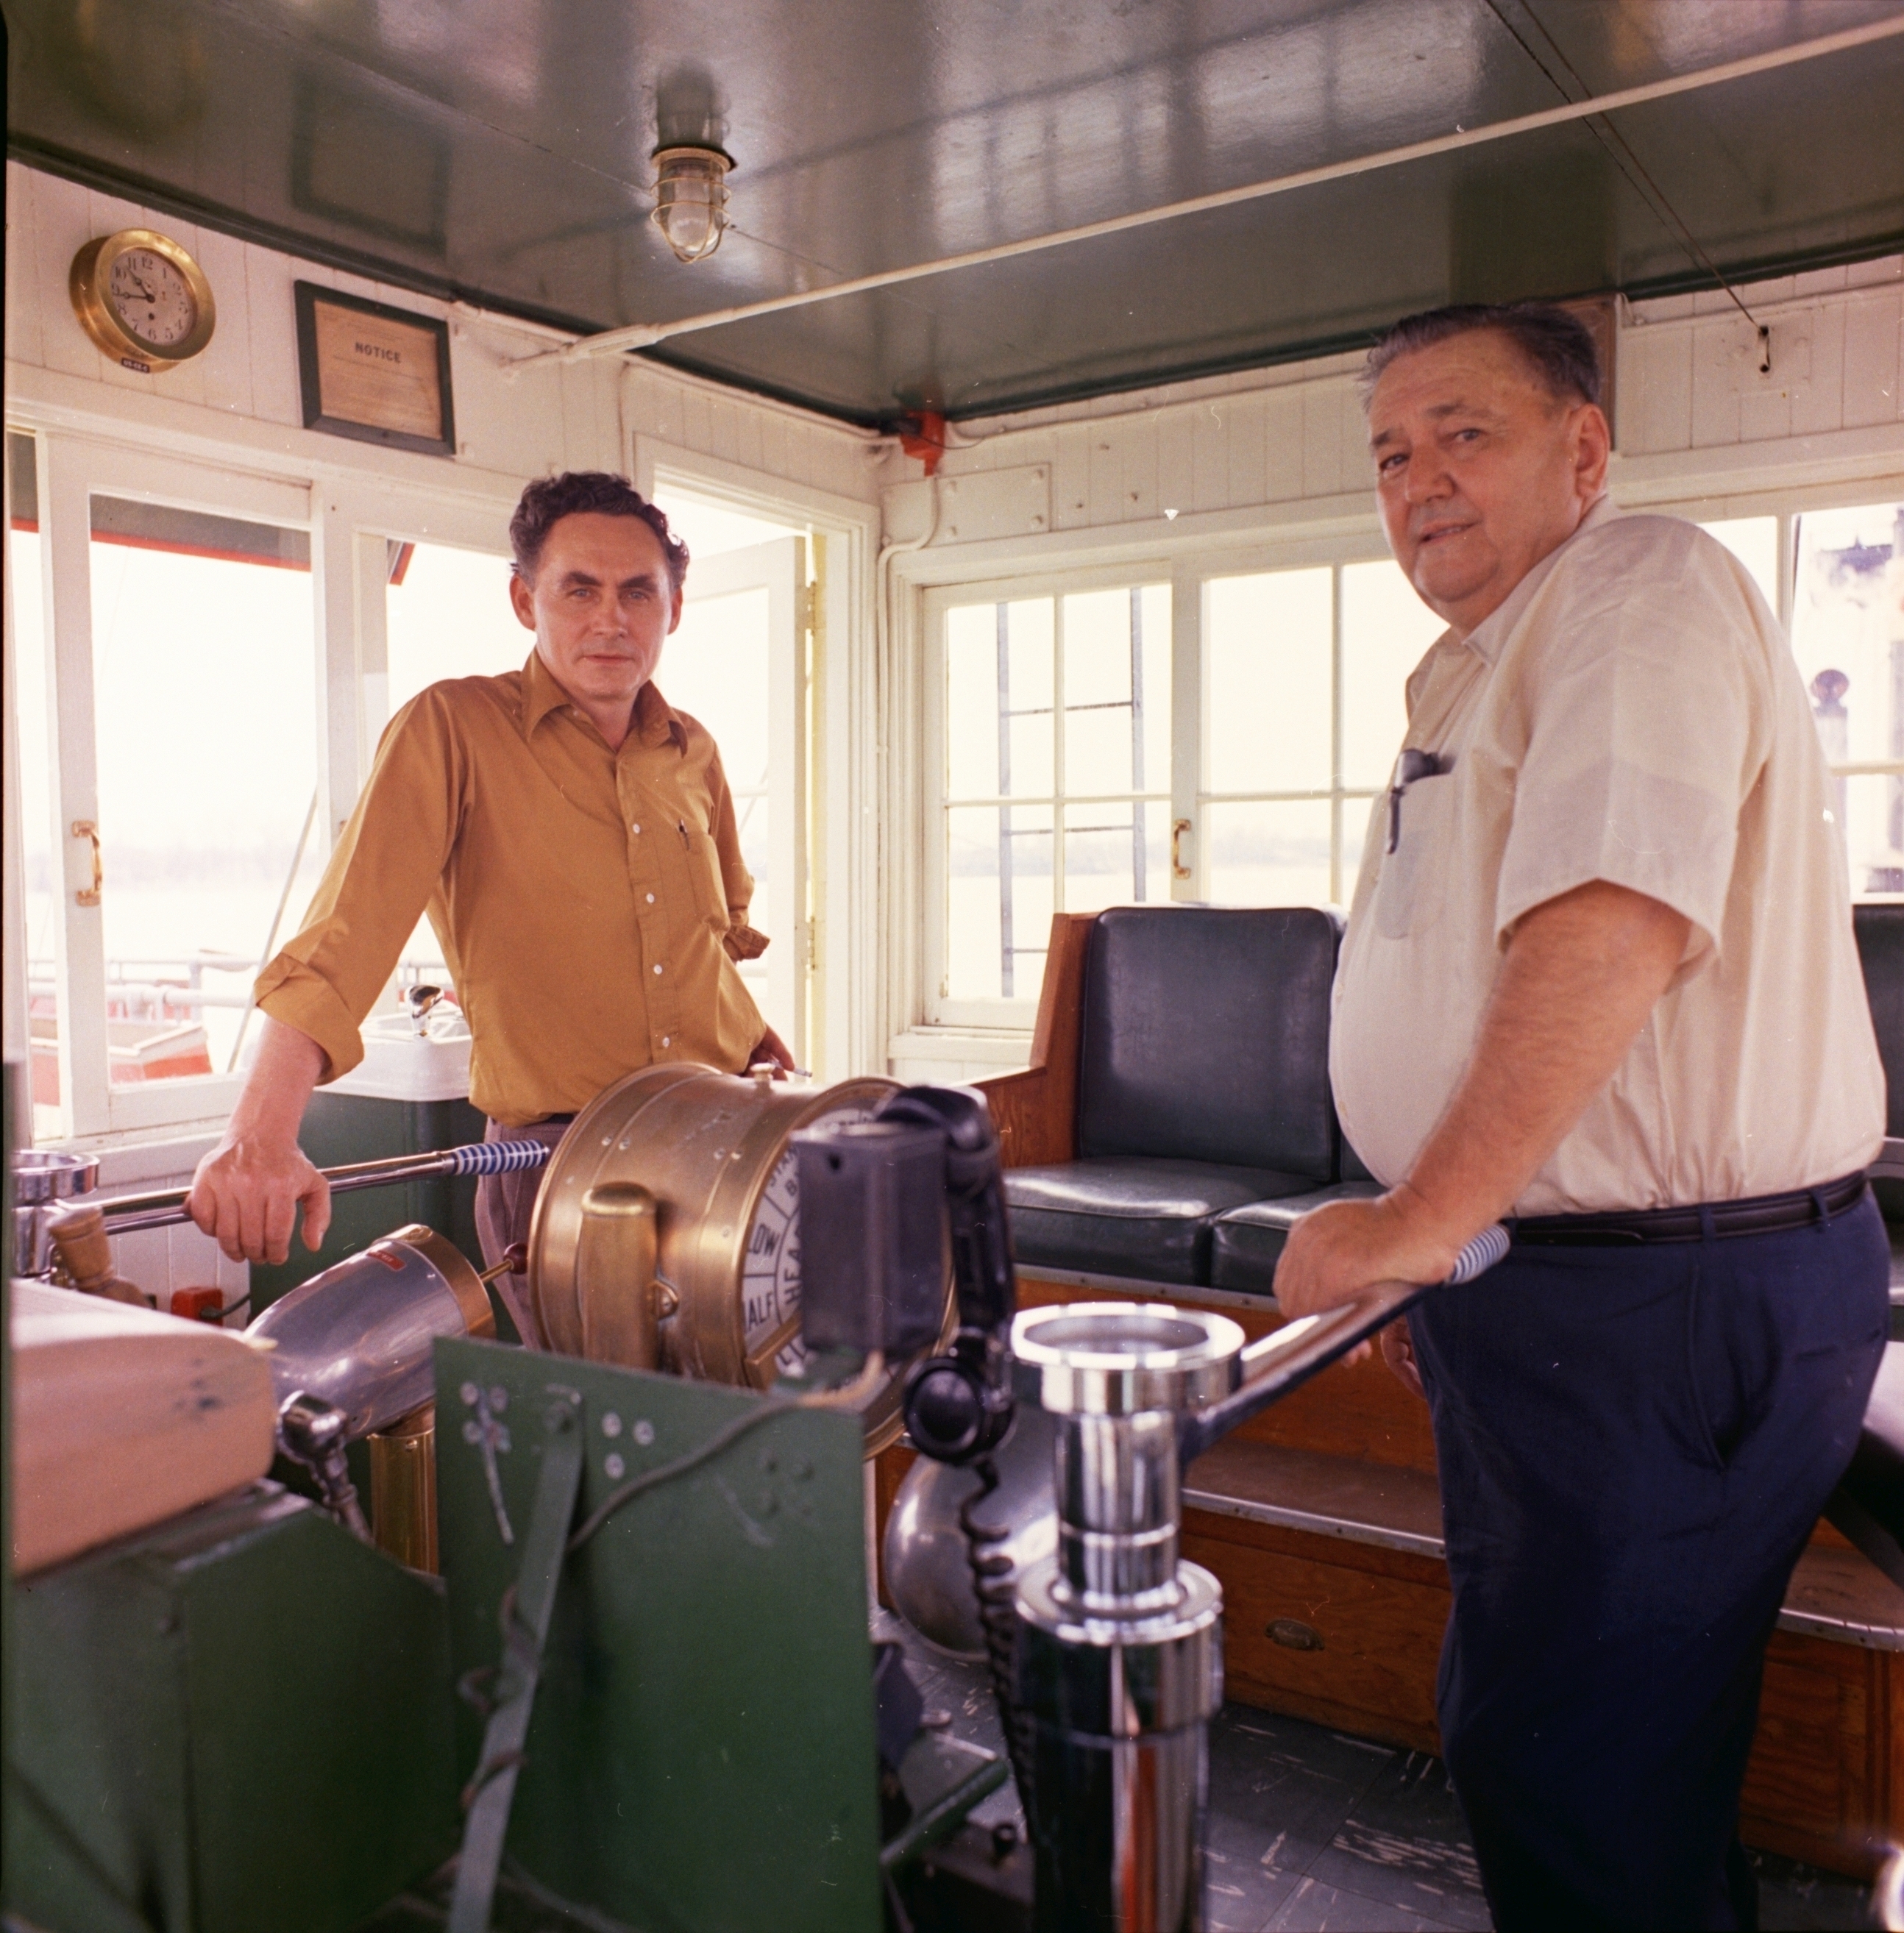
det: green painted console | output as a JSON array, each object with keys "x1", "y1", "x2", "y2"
[{"x1": 6, "y1": 1484, "x2": 459, "y2": 1933}]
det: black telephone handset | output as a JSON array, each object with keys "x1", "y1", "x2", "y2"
[{"x1": 880, "y1": 1086, "x2": 1019, "y2": 1466}]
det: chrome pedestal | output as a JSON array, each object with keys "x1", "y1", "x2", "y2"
[{"x1": 1011, "y1": 1304, "x2": 1243, "y2": 1933}]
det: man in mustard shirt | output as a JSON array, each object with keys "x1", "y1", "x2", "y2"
[
  {"x1": 1277, "y1": 306, "x2": 1886, "y2": 1929},
  {"x1": 188, "y1": 472, "x2": 787, "y2": 1333}
]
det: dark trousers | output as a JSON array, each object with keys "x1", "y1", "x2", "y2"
[
  {"x1": 1408, "y1": 1191, "x2": 1887, "y2": 1932},
  {"x1": 474, "y1": 1115, "x2": 573, "y2": 1349}
]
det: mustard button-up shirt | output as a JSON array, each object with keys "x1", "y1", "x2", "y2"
[{"x1": 256, "y1": 652, "x2": 768, "y2": 1125}]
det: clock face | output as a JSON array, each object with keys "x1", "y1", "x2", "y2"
[
  {"x1": 740, "y1": 1099, "x2": 881, "y2": 1378},
  {"x1": 107, "y1": 248, "x2": 199, "y2": 351}
]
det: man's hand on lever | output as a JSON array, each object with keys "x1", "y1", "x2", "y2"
[
  {"x1": 188, "y1": 1018, "x2": 330, "y2": 1266},
  {"x1": 1275, "y1": 879, "x2": 1692, "y2": 1383}
]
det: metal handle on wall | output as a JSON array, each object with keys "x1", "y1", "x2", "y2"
[
  {"x1": 71, "y1": 820, "x2": 102, "y2": 906},
  {"x1": 1171, "y1": 817, "x2": 1192, "y2": 880}
]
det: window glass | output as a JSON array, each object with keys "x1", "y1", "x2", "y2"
[
  {"x1": 1699, "y1": 516, "x2": 1780, "y2": 613},
  {"x1": 942, "y1": 585, "x2": 1169, "y2": 1004},
  {"x1": 1340, "y1": 559, "x2": 1444, "y2": 791},
  {"x1": 1792, "y1": 502, "x2": 1904, "y2": 894},
  {"x1": 1205, "y1": 799, "x2": 1332, "y2": 908},
  {"x1": 1205, "y1": 568, "x2": 1331, "y2": 793},
  {"x1": 89, "y1": 497, "x2": 323, "y2": 1085}
]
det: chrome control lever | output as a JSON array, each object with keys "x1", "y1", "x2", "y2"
[{"x1": 1175, "y1": 1224, "x2": 1508, "y2": 1465}]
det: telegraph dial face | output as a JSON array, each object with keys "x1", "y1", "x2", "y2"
[{"x1": 740, "y1": 1098, "x2": 881, "y2": 1379}]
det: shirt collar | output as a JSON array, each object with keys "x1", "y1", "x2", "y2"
[
  {"x1": 1463, "y1": 493, "x2": 1618, "y2": 666},
  {"x1": 519, "y1": 650, "x2": 686, "y2": 750}
]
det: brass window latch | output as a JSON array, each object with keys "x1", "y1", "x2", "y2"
[
  {"x1": 71, "y1": 821, "x2": 102, "y2": 906},
  {"x1": 1171, "y1": 817, "x2": 1193, "y2": 880}
]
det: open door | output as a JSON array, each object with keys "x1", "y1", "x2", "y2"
[{"x1": 666, "y1": 535, "x2": 809, "y2": 1067}]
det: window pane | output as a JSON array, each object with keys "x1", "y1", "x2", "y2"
[
  {"x1": 1062, "y1": 800, "x2": 1171, "y2": 914},
  {"x1": 946, "y1": 802, "x2": 1052, "y2": 1002},
  {"x1": 1003, "y1": 598, "x2": 1054, "y2": 799},
  {"x1": 1340, "y1": 792, "x2": 1382, "y2": 894},
  {"x1": 1699, "y1": 516, "x2": 1780, "y2": 612},
  {"x1": 386, "y1": 542, "x2": 523, "y2": 718},
  {"x1": 1841, "y1": 772, "x2": 1904, "y2": 896},
  {"x1": 946, "y1": 602, "x2": 1001, "y2": 797},
  {"x1": 1792, "y1": 502, "x2": 1904, "y2": 777},
  {"x1": 90, "y1": 502, "x2": 322, "y2": 1083},
  {"x1": 1204, "y1": 799, "x2": 1333, "y2": 908},
  {"x1": 1206, "y1": 568, "x2": 1332, "y2": 793},
  {"x1": 1340, "y1": 559, "x2": 1445, "y2": 791},
  {"x1": 666, "y1": 585, "x2": 777, "y2": 1032},
  {"x1": 1060, "y1": 584, "x2": 1170, "y2": 801},
  {"x1": 10, "y1": 436, "x2": 67, "y2": 1140}
]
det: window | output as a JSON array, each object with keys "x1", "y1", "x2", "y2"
[
  {"x1": 1201, "y1": 560, "x2": 1442, "y2": 908},
  {"x1": 5, "y1": 432, "x2": 320, "y2": 1141},
  {"x1": 1789, "y1": 500, "x2": 1904, "y2": 894},
  {"x1": 934, "y1": 583, "x2": 1171, "y2": 1011},
  {"x1": 87, "y1": 495, "x2": 324, "y2": 1096}
]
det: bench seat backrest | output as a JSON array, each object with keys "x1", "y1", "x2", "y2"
[{"x1": 1076, "y1": 905, "x2": 1343, "y2": 1180}]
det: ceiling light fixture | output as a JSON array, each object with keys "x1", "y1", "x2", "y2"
[{"x1": 650, "y1": 144, "x2": 733, "y2": 264}]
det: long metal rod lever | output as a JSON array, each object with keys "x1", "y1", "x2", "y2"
[
  {"x1": 82, "y1": 1140, "x2": 555, "y2": 1234},
  {"x1": 1177, "y1": 1225, "x2": 1509, "y2": 1466}
]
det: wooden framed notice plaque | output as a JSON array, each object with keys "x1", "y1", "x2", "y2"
[{"x1": 294, "y1": 282, "x2": 455, "y2": 457}]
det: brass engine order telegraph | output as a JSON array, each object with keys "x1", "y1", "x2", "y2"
[{"x1": 525, "y1": 1063, "x2": 954, "y2": 1452}]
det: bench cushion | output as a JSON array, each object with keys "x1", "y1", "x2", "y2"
[
  {"x1": 1077, "y1": 906, "x2": 1341, "y2": 1179},
  {"x1": 1208, "y1": 1183, "x2": 1385, "y2": 1295},
  {"x1": 1005, "y1": 1159, "x2": 1318, "y2": 1285}
]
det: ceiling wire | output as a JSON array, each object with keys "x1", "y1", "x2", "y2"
[{"x1": 1482, "y1": 0, "x2": 1772, "y2": 368}]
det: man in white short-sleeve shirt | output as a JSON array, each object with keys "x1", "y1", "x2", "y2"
[{"x1": 1275, "y1": 304, "x2": 1888, "y2": 1932}]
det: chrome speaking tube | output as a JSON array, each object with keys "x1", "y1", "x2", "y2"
[
  {"x1": 247, "y1": 1224, "x2": 495, "y2": 1441},
  {"x1": 1011, "y1": 1306, "x2": 1237, "y2": 1933}
]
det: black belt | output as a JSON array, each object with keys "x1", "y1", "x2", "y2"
[{"x1": 1511, "y1": 1171, "x2": 1869, "y2": 1247}]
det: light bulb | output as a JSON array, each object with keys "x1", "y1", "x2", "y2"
[{"x1": 651, "y1": 145, "x2": 733, "y2": 264}]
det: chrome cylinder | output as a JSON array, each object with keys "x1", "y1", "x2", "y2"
[
  {"x1": 1010, "y1": 1303, "x2": 1243, "y2": 1933},
  {"x1": 10, "y1": 1150, "x2": 100, "y2": 1279},
  {"x1": 246, "y1": 1223, "x2": 494, "y2": 1440}
]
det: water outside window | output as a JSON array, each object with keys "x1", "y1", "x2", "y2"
[
  {"x1": 1788, "y1": 502, "x2": 1904, "y2": 893},
  {"x1": 87, "y1": 498, "x2": 324, "y2": 1092},
  {"x1": 944, "y1": 585, "x2": 1170, "y2": 1003}
]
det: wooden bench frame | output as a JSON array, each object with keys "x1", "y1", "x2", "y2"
[{"x1": 873, "y1": 911, "x2": 1904, "y2": 1879}]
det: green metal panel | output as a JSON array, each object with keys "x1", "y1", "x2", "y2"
[
  {"x1": 7, "y1": 1484, "x2": 459, "y2": 1933},
  {"x1": 251, "y1": 1090, "x2": 488, "y2": 1317},
  {"x1": 435, "y1": 1337, "x2": 883, "y2": 1933}
]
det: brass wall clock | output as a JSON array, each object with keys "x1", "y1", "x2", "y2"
[{"x1": 69, "y1": 229, "x2": 216, "y2": 372}]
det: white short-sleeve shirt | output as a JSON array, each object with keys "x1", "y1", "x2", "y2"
[{"x1": 1332, "y1": 499, "x2": 1884, "y2": 1216}]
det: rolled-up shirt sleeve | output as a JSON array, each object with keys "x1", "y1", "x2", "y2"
[
  {"x1": 1495, "y1": 535, "x2": 1770, "y2": 972},
  {"x1": 255, "y1": 691, "x2": 464, "y2": 1081}
]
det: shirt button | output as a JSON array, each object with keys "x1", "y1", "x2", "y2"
[
  {"x1": 646, "y1": 893, "x2": 656, "y2": 904},
  {"x1": 631, "y1": 822, "x2": 642, "y2": 835},
  {"x1": 661, "y1": 1036, "x2": 670, "y2": 1047},
  {"x1": 653, "y1": 964, "x2": 663, "y2": 975}
]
